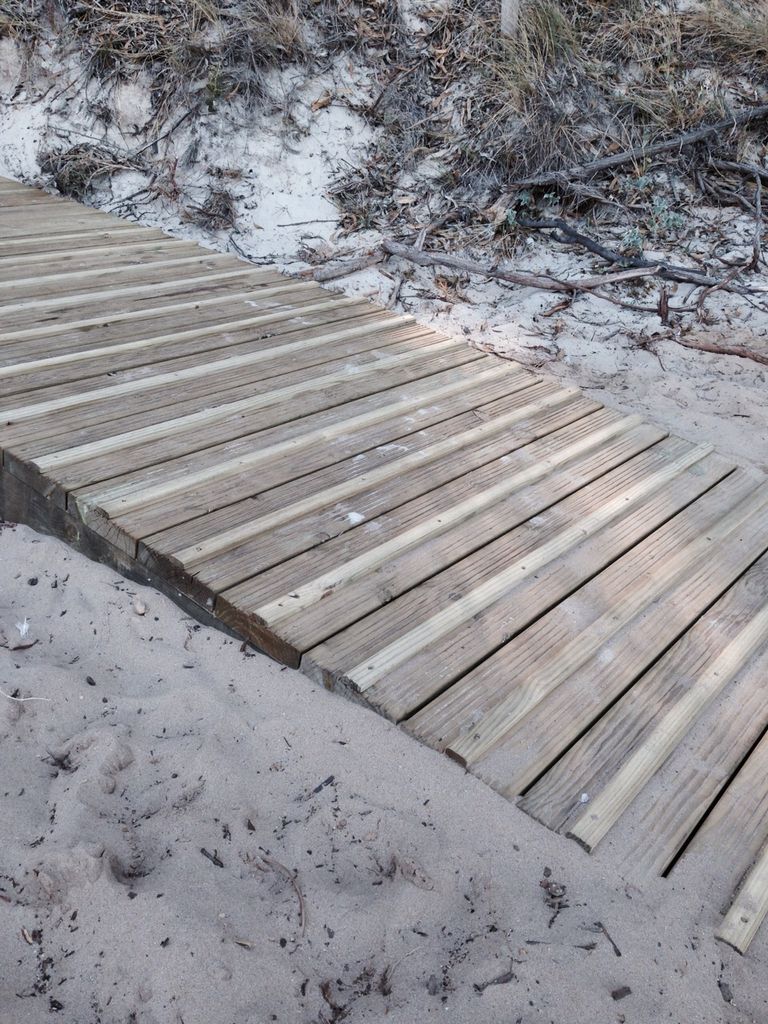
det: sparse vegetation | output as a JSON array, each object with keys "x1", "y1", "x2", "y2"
[
  {"x1": 330, "y1": 0, "x2": 768, "y2": 248},
  {"x1": 4, "y1": 0, "x2": 768, "y2": 293},
  {"x1": 38, "y1": 143, "x2": 141, "y2": 199}
]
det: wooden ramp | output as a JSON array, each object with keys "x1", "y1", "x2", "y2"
[{"x1": 3, "y1": 176, "x2": 768, "y2": 955}]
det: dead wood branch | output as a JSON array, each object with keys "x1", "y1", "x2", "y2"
[
  {"x1": 752, "y1": 173, "x2": 763, "y2": 271},
  {"x1": 709, "y1": 159, "x2": 768, "y2": 184},
  {"x1": 513, "y1": 105, "x2": 768, "y2": 189},
  {"x1": 313, "y1": 251, "x2": 384, "y2": 282},
  {"x1": 382, "y1": 239, "x2": 656, "y2": 296},
  {"x1": 669, "y1": 335, "x2": 768, "y2": 367},
  {"x1": 517, "y1": 216, "x2": 760, "y2": 294}
]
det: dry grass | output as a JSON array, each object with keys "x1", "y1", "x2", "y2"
[
  {"x1": 38, "y1": 144, "x2": 141, "y2": 199},
  {"x1": 5, "y1": 0, "x2": 768, "y2": 252},
  {"x1": 3, "y1": 0, "x2": 307, "y2": 112},
  {"x1": 330, "y1": 0, "x2": 768, "y2": 247},
  {"x1": 0, "y1": 0, "x2": 47, "y2": 41}
]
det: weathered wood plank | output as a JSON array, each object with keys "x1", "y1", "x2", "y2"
[
  {"x1": 167, "y1": 386, "x2": 590, "y2": 584},
  {"x1": 447, "y1": 478, "x2": 768, "y2": 800},
  {"x1": 231, "y1": 419, "x2": 669, "y2": 668},
  {"x1": 0, "y1": 275, "x2": 296, "y2": 339},
  {"x1": 583, "y1": 597, "x2": 768, "y2": 881},
  {"x1": 0, "y1": 227, "x2": 168, "y2": 256},
  {"x1": 13, "y1": 329, "x2": 454, "y2": 496},
  {"x1": 717, "y1": 839, "x2": 768, "y2": 954},
  {"x1": 447, "y1": 471, "x2": 767, "y2": 774},
  {"x1": 0, "y1": 284, "x2": 345, "y2": 367},
  {"x1": 0, "y1": 304, "x2": 399, "y2": 409},
  {"x1": 0, "y1": 251, "x2": 239, "y2": 297},
  {"x1": 566, "y1": 574, "x2": 768, "y2": 852},
  {"x1": 0, "y1": 238, "x2": 195, "y2": 278},
  {"x1": 137, "y1": 366, "x2": 540, "y2": 578},
  {"x1": 303, "y1": 440, "x2": 727, "y2": 716},
  {"x1": 143, "y1": 388, "x2": 597, "y2": 605}
]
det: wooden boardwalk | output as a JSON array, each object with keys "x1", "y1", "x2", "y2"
[{"x1": 2, "y1": 176, "x2": 768, "y2": 955}]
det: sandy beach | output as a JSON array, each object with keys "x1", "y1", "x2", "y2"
[{"x1": 2, "y1": 521, "x2": 766, "y2": 1023}]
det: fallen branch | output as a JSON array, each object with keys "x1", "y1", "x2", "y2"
[
  {"x1": 514, "y1": 105, "x2": 768, "y2": 189},
  {"x1": 668, "y1": 335, "x2": 768, "y2": 367},
  {"x1": 752, "y1": 173, "x2": 763, "y2": 272},
  {"x1": 382, "y1": 239, "x2": 657, "y2": 296},
  {"x1": 517, "y1": 216, "x2": 760, "y2": 294},
  {"x1": 709, "y1": 159, "x2": 768, "y2": 185},
  {"x1": 313, "y1": 251, "x2": 384, "y2": 282}
]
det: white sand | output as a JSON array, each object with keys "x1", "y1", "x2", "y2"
[
  {"x1": 1, "y1": 33, "x2": 765, "y2": 477},
  {"x1": 1, "y1": 28, "x2": 767, "y2": 1022},
  {"x1": 1, "y1": 523, "x2": 766, "y2": 1023}
]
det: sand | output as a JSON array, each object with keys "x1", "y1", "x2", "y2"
[
  {"x1": 2, "y1": 34, "x2": 767, "y2": 482},
  {"x1": 1, "y1": 523, "x2": 766, "y2": 1024},
  {"x1": 2, "y1": 27, "x2": 768, "y2": 1024}
]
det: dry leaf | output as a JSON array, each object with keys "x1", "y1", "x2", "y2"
[{"x1": 311, "y1": 92, "x2": 332, "y2": 112}]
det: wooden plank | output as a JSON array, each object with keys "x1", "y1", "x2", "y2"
[
  {"x1": 0, "y1": 275, "x2": 297, "y2": 341},
  {"x1": 571, "y1": 587, "x2": 768, "y2": 881},
  {"x1": 447, "y1": 471, "x2": 768, "y2": 773},
  {"x1": 1, "y1": 322, "x2": 430, "y2": 464},
  {"x1": 137, "y1": 365, "x2": 541, "y2": 571},
  {"x1": 0, "y1": 284, "x2": 344, "y2": 366},
  {"x1": 1, "y1": 306, "x2": 420, "y2": 427},
  {"x1": 672, "y1": 727, "x2": 768, "y2": 953},
  {"x1": 0, "y1": 204, "x2": 122, "y2": 227},
  {"x1": 444, "y1": 480, "x2": 768, "y2": 801},
  {"x1": 0, "y1": 178, "x2": 36, "y2": 191},
  {"x1": 71, "y1": 347, "x2": 488, "y2": 516},
  {"x1": 0, "y1": 227, "x2": 176, "y2": 257},
  {"x1": 717, "y1": 839, "x2": 768, "y2": 954},
  {"x1": 225, "y1": 417, "x2": 670, "y2": 668},
  {"x1": 0, "y1": 197, "x2": 114, "y2": 218},
  {"x1": 0, "y1": 191, "x2": 94, "y2": 208},
  {"x1": 13, "y1": 355, "x2": 508, "y2": 478},
  {"x1": 146, "y1": 389, "x2": 599, "y2": 604},
  {"x1": 680, "y1": 727, "x2": 768, "y2": 880},
  {"x1": 14, "y1": 328, "x2": 456, "y2": 495},
  {"x1": 0, "y1": 238, "x2": 195, "y2": 277},
  {"x1": 0, "y1": 213, "x2": 138, "y2": 240},
  {"x1": 565, "y1": 576, "x2": 768, "y2": 852},
  {"x1": 332, "y1": 440, "x2": 710, "y2": 692},
  {"x1": 408, "y1": 468, "x2": 758, "y2": 753},
  {"x1": 249, "y1": 414, "x2": 647, "y2": 626},
  {"x1": 302, "y1": 439, "x2": 727, "y2": 715},
  {"x1": 0, "y1": 265, "x2": 259, "y2": 316},
  {"x1": 76, "y1": 362, "x2": 527, "y2": 554},
  {"x1": 0, "y1": 250, "x2": 236, "y2": 295},
  {"x1": 520, "y1": 544, "x2": 768, "y2": 843},
  {"x1": 1, "y1": 329, "x2": 456, "y2": 475},
  {"x1": 0, "y1": 302, "x2": 394, "y2": 402},
  {"x1": 169, "y1": 386, "x2": 589, "y2": 576}
]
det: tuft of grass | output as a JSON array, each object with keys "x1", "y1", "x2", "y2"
[
  {"x1": 188, "y1": 185, "x2": 237, "y2": 229},
  {"x1": 38, "y1": 144, "x2": 139, "y2": 199},
  {"x1": 684, "y1": 0, "x2": 768, "y2": 69},
  {"x1": 4, "y1": 1, "x2": 307, "y2": 113},
  {"x1": 331, "y1": 0, "x2": 768, "y2": 239}
]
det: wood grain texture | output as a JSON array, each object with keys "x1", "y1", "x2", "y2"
[{"x1": 4, "y1": 176, "x2": 768, "y2": 954}]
